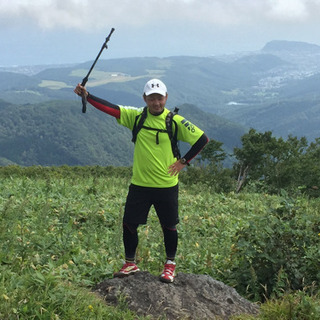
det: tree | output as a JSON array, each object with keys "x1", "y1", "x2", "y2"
[
  {"x1": 300, "y1": 137, "x2": 320, "y2": 196},
  {"x1": 181, "y1": 138, "x2": 234, "y2": 193},
  {"x1": 198, "y1": 139, "x2": 226, "y2": 164},
  {"x1": 233, "y1": 129, "x2": 278, "y2": 192},
  {"x1": 233, "y1": 129, "x2": 313, "y2": 194}
]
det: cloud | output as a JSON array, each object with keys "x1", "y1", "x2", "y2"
[
  {"x1": 1, "y1": 0, "x2": 320, "y2": 66},
  {"x1": 1, "y1": 0, "x2": 320, "y2": 31},
  {"x1": 267, "y1": 0, "x2": 308, "y2": 21}
]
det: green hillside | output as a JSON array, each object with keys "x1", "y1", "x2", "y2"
[
  {"x1": 220, "y1": 74, "x2": 320, "y2": 141},
  {"x1": 0, "y1": 100, "x2": 245, "y2": 166},
  {"x1": 0, "y1": 100, "x2": 131, "y2": 166}
]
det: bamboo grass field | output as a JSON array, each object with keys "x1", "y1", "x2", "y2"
[{"x1": 0, "y1": 166, "x2": 319, "y2": 319}]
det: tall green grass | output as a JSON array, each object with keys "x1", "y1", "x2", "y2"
[{"x1": 0, "y1": 166, "x2": 319, "y2": 319}]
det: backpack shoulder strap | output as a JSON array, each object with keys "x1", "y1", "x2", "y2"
[
  {"x1": 132, "y1": 106, "x2": 148, "y2": 143},
  {"x1": 166, "y1": 107, "x2": 181, "y2": 159},
  {"x1": 165, "y1": 107, "x2": 179, "y2": 138}
]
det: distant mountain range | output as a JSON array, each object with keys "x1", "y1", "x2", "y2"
[
  {"x1": 0, "y1": 100, "x2": 245, "y2": 166},
  {"x1": 0, "y1": 40, "x2": 319, "y2": 166}
]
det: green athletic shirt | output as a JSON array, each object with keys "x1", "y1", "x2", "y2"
[{"x1": 117, "y1": 106, "x2": 204, "y2": 188}]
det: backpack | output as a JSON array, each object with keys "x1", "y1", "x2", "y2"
[{"x1": 131, "y1": 107, "x2": 181, "y2": 159}]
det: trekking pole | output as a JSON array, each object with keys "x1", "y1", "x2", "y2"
[{"x1": 80, "y1": 27, "x2": 115, "y2": 113}]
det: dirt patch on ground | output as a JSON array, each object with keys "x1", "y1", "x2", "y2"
[{"x1": 93, "y1": 271, "x2": 259, "y2": 319}]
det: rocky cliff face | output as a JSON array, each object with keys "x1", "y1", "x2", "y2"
[{"x1": 94, "y1": 271, "x2": 260, "y2": 320}]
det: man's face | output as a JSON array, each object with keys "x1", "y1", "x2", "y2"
[{"x1": 144, "y1": 93, "x2": 168, "y2": 115}]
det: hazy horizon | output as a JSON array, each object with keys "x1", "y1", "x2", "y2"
[{"x1": 1, "y1": 0, "x2": 320, "y2": 67}]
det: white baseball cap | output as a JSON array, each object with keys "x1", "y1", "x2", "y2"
[{"x1": 143, "y1": 79, "x2": 167, "y2": 96}]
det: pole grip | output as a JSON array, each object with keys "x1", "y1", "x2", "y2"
[{"x1": 81, "y1": 76, "x2": 88, "y2": 113}]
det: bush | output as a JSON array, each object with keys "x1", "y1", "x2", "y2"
[
  {"x1": 226, "y1": 191, "x2": 320, "y2": 301},
  {"x1": 180, "y1": 164, "x2": 235, "y2": 193},
  {"x1": 233, "y1": 290, "x2": 320, "y2": 320}
]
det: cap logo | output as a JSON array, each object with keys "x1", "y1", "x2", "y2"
[{"x1": 144, "y1": 79, "x2": 167, "y2": 96}]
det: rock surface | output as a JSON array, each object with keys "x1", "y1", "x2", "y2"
[{"x1": 93, "y1": 271, "x2": 260, "y2": 319}]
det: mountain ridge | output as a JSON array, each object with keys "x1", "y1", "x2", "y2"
[
  {"x1": 262, "y1": 40, "x2": 320, "y2": 53},
  {"x1": 0, "y1": 40, "x2": 319, "y2": 165},
  {"x1": 0, "y1": 101, "x2": 245, "y2": 166}
]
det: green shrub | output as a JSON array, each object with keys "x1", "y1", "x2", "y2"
[
  {"x1": 180, "y1": 164, "x2": 235, "y2": 193},
  {"x1": 227, "y1": 190, "x2": 320, "y2": 301},
  {"x1": 232, "y1": 290, "x2": 320, "y2": 320}
]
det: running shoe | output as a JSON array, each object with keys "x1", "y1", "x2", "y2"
[
  {"x1": 113, "y1": 262, "x2": 140, "y2": 278},
  {"x1": 160, "y1": 260, "x2": 176, "y2": 283}
]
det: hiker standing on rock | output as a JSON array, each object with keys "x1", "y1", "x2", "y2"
[{"x1": 74, "y1": 79, "x2": 208, "y2": 283}]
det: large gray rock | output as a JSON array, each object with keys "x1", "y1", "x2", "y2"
[{"x1": 94, "y1": 271, "x2": 260, "y2": 319}]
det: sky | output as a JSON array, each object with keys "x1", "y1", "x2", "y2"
[{"x1": 1, "y1": 0, "x2": 320, "y2": 67}]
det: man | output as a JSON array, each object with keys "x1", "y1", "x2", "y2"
[{"x1": 74, "y1": 79, "x2": 208, "y2": 283}]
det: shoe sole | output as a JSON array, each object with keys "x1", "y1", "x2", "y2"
[
  {"x1": 159, "y1": 276, "x2": 174, "y2": 283},
  {"x1": 113, "y1": 269, "x2": 140, "y2": 278}
]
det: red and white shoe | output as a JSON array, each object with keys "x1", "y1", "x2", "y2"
[
  {"x1": 160, "y1": 260, "x2": 176, "y2": 283},
  {"x1": 113, "y1": 262, "x2": 140, "y2": 278}
]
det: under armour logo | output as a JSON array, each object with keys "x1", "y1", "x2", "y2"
[{"x1": 151, "y1": 84, "x2": 160, "y2": 88}]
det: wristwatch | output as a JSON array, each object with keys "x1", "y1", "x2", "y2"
[{"x1": 179, "y1": 158, "x2": 188, "y2": 165}]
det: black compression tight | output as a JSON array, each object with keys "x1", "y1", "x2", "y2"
[
  {"x1": 122, "y1": 223, "x2": 178, "y2": 262},
  {"x1": 123, "y1": 223, "x2": 139, "y2": 262},
  {"x1": 161, "y1": 224, "x2": 178, "y2": 261}
]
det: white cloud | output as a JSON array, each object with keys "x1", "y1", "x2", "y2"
[
  {"x1": 267, "y1": 0, "x2": 308, "y2": 21},
  {"x1": 1, "y1": 0, "x2": 320, "y2": 66},
  {"x1": 0, "y1": 0, "x2": 319, "y2": 29},
  {"x1": 1, "y1": 0, "x2": 320, "y2": 32}
]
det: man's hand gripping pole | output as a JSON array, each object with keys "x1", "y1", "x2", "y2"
[{"x1": 81, "y1": 28, "x2": 115, "y2": 113}]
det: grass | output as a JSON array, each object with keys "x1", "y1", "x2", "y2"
[{"x1": 0, "y1": 166, "x2": 319, "y2": 319}]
